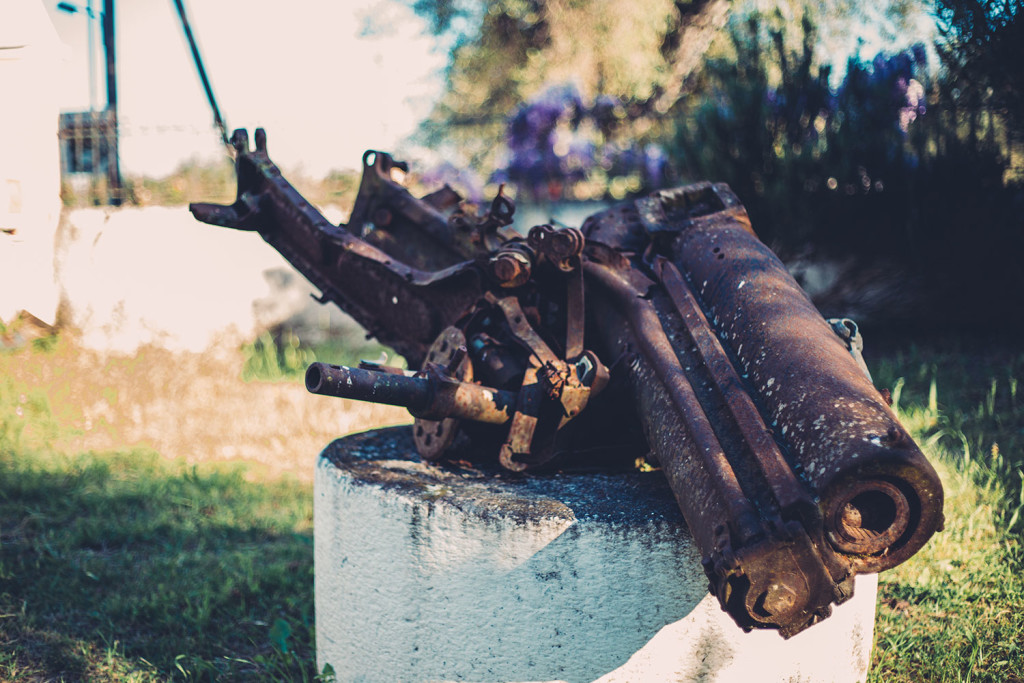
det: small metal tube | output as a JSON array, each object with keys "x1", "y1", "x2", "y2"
[
  {"x1": 306, "y1": 363, "x2": 432, "y2": 409},
  {"x1": 305, "y1": 362, "x2": 516, "y2": 425},
  {"x1": 440, "y1": 381, "x2": 516, "y2": 425}
]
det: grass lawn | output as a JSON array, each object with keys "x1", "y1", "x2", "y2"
[
  {"x1": 0, "y1": 337, "x2": 402, "y2": 681},
  {"x1": 867, "y1": 338, "x2": 1024, "y2": 682},
  {"x1": 0, "y1": 448, "x2": 317, "y2": 681},
  {"x1": 0, "y1": 333, "x2": 1021, "y2": 681}
]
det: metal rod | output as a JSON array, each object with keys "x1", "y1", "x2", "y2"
[
  {"x1": 583, "y1": 261, "x2": 764, "y2": 544},
  {"x1": 87, "y1": 0, "x2": 96, "y2": 111},
  {"x1": 102, "y1": 0, "x2": 122, "y2": 205},
  {"x1": 654, "y1": 257, "x2": 809, "y2": 514},
  {"x1": 307, "y1": 362, "x2": 432, "y2": 410},
  {"x1": 172, "y1": 0, "x2": 230, "y2": 147},
  {"x1": 306, "y1": 363, "x2": 516, "y2": 425}
]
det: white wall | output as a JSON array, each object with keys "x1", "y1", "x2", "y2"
[{"x1": 0, "y1": 0, "x2": 66, "y2": 325}]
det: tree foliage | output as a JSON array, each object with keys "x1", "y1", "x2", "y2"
[
  {"x1": 408, "y1": 0, "x2": 1024, "y2": 325},
  {"x1": 934, "y1": 0, "x2": 1024, "y2": 142},
  {"x1": 410, "y1": 0, "x2": 939, "y2": 196},
  {"x1": 674, "y1": 15, "x2": 942, "y2": 251},
  {"x1": 411, "y1": 0, "x2": 730, "y2": 174},
  {"x1": 669, "y1": 9, "x2": 1024, "y2": 324}
]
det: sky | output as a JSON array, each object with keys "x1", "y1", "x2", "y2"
[{"x1": 42, "y1": 0, "x2": 447, "y2": 177}]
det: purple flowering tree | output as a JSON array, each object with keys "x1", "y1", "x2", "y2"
[{"x1": 489, "y1": 84, "x2": 672, "y2": 202}]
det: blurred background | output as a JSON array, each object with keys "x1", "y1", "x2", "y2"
[
  {"x1": 1, "y1": 0, "x2": 1022, "y2": 680},
  {"x1": 7, "y1": 0, "x2": 1020, "y2": 340}
]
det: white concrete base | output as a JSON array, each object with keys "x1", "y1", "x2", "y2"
[{"x1": 315, "y1": 428, "x2": 877, "y2": 683}]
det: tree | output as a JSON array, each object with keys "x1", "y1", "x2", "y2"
[
  {"x1": 668, "y1": 8, "x2": 1024, "y2": 327},
  {"x1": 411, "y1": 0, "x2": 730, "y2": 177},
  {"x1": 934, "y1": 0, "x2": 1024, "y2": 143},
  {"x1": 409, "y1": 0, "x2": 940, "y2": 196}
]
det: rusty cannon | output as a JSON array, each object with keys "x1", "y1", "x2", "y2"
[{"x1": 191, "y1": 128, "x2": 943, "y2": 637}]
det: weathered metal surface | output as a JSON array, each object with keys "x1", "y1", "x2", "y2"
[
  {"x1": 190, "y1": 129, "x2": 493, "y2": 368},
  {"x1": 581, "y1": 249, "x2": 845, "y2": 635},
  {"x1": 667, "y1": 202, "x2": 943, "y2": 574},
  {"x1": 414, "y1": 326, "x2": 473, "y2": 459},
  {"x1": 191, "y1": 128, "x2": 944, "y2": 638},
  {"x1": 305, "y1": 361, "x2": 515, "y2": 425}
]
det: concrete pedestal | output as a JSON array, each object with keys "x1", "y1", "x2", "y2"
[{"x1": 315, "y1": 427, "x2": 877, "y2": 683}]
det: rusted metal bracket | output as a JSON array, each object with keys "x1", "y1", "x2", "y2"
[{"x1": 190, "y1": 129, "x2": 495, "y2": 368}]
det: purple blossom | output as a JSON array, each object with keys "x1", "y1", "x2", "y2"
[
  {"x1": 911, "y1": 43, "x2": 927, "y2": 67},
  {"x1": 899, "y1": 78, "x2": 926, "y2": 132},
  {"x1": 643, "y1": 144, "x2": 668, "y2": 189},
  {"x1": 495, "y1": 81, "x2": 686, "y2": 198}
]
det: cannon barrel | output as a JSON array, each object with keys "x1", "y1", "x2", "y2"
[
  {"x1": 305, "y1": 362, "x2": 516, "y2": 425},
  {"x1": 668, "y1": 199, "x2": 944, "y2": 575},
  {"x1": 580, "y1": 184, "x2": 944, "y2": 636}
]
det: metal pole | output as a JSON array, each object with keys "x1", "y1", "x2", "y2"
[
  {"x1": 102, "y1": 0, "x2": 122, "y2": 205},
  {"x1": 86, "y1": 0, "x2": 96, "y2": 111},
  {"x1": 172, "y1": 0, "x2": 230, "y2": 148}
]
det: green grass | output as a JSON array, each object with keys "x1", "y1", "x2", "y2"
[
  {"x1": 867, "y1": 339, "x2": 1024, "y2": 683},
  {"x1": 240, "y1": 330, "x2": 399, "y2": 383},
  {"x1": 2, "y1": 336, "x2": 1022, "y2": 680},
  {"x1": 0, "y1": 376, "x2": 328, "y2": 681}
]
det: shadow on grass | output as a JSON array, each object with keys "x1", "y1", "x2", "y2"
[{"x1": 0, "y1": 448, "x2": 319, "y2": 682}]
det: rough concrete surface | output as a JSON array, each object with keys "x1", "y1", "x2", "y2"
[{"x1": 315, "y1": 427, "x2": 877, "y2": 683}]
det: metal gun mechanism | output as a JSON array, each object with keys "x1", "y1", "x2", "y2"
[
  {"x1": 191, "y1": 128, "x2": 944, "y2": 637},
  {"x1": 304, "y1": 222, "x2": 610, "y2": 473}
]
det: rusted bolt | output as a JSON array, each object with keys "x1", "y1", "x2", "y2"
[
  {"x1": 490, "y1": 252, "x2": 531, "y2": 287},
  {"x1": 445, "y1": 345, "x2": 468, "y2": 376},
  {"x1": 373, "y1": 208, "x2": 393, "y2": 227},
  {"x1": 550, "y1": 230, "x2": 578, "y2": 256},
  {"x1": 841, "y1": 503, "x2": 863, "y2": 530},
  {"x1": 492, "y1": 255, "x2": 521, "y2": 281}
]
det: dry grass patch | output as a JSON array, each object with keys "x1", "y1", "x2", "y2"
[{"x1": 1, "y1": 336, "x2": 408, "y2": 481}]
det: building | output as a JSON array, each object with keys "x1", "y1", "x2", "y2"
[{"x1": 0, "y1": 0, "x2": 66, "y2": 327}]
